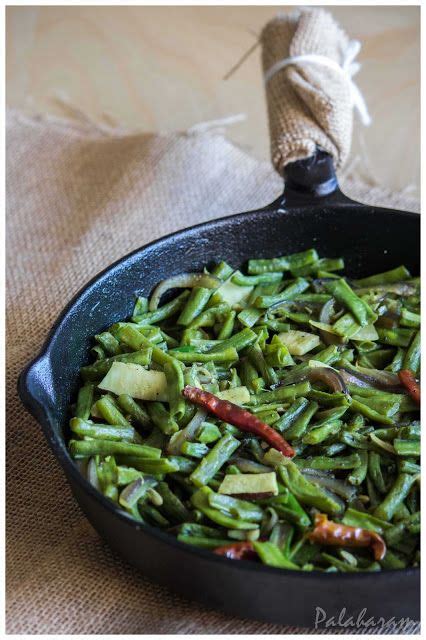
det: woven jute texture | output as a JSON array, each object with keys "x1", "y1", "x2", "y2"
[
  {"x1": 262, "y1": 8, "x2": 355, "y2": 174},
  {"x1": 6, "y1": 109, "x2": 420, "y2": 634}
]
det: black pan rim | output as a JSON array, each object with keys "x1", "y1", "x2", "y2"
[{"x1": 18, "y1": 202, "x2": 421, "y2": 582}]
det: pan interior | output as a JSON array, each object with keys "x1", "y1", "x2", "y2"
[{"x1": 30, "y1": 204, "x2": 420, "y2": 455}]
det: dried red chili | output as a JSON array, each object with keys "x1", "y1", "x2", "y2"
[
  {"x1": 398, "y1": 369, "x2": 420, "y2": 406},
  {"x1": 182, "y1": 385, "x2": 295, "y2": 457},
  {"x1": 308, "y1": 513, "x2": 386, "y2": 561},
  {"x1": 214, "y1": 541, "x2": 257, "y2": 560}
]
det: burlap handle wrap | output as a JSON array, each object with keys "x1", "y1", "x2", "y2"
[{"x1": 261, "y1": 9, "x2": 355, "y2": 175}]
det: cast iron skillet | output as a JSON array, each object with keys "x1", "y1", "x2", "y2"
[{"x1": 19, "y1": 151, "x2": 420, "y2": 628}]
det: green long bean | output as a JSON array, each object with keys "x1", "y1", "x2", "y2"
[{"x1": 190, "y1": 434, "x2": 240, "y2": 488}]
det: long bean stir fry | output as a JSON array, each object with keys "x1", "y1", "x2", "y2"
[{"x1": 69, "y1": 250, "x2": 420, "y2": 572}]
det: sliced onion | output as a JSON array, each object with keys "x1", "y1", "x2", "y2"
[
  {"x1": 119, "y1": 477, "x2": 144, "y2": 508},
  {"x1": 318, "y1": 299, "x2": 343, "y2": 346},
  {"x1": 149, "y1": 273, "x2": 219, "y2": 311},
  {"x1": 87, "y1": 457, "x2": 100, "y2": 491},
  {"x1": 269, "y1": 522, "x2": 293, "y2": 548},
  {"x1": 340, "y1": 370, "x2": 371, "y2": 389},
  {"x1": 262, "y1": 507, "x2": 279, "y2": 536},
  {"x1": 233, "y1": 458, "x2": 272, "y2": 474},
  {"x1": 355, "y1": 282, "x2": 417, "y2": 296},
  {"x1": 276, "y1": 365, "x2": 348, "y2": 394},
  {"x1": 339, "y1": 365, "x2": 402, "y2": 392},
  {"x1": 308, "y1": 367, "x2": 348, "y2": 395},
  {"x1": 298, "y1": 468, "x2": 332, "y2": 478},
  {"x1": 301, "y1": 470, "x2": 357, "y2": 501},
  {"x1": 266, "y1": 300, "x2": 292, "y2": 315},
  {"x1": 370, "y1": 433, "x2": 396, "y2": 454},
  {"x1": 275, "y1": 367, "x2": 309, "y2": 387},
  {"x1": 268, "y1": 300, "x2": 321, "y2": 316},
  {"x1": 166, "y1": 408, "x2": 207, "y2": 455}
]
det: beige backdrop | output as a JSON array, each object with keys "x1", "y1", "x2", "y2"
[{"x1": 6, "y1": 5, "x2": 420, "y2": 194}]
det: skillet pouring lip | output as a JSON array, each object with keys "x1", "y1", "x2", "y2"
[{"x1": 18, "y1": 202, "x2": 420, "y2": 582}]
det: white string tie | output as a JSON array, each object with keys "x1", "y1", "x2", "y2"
[{"x1": 264, "y1": 39, "x2": 371, "y2": 126}]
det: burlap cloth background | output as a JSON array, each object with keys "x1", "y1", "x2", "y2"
[{"x1": 6, "y1": 108, "x2": 420, "y2": 634}]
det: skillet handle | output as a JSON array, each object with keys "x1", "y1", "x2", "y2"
[
  {"x1": 18, "y1": 354, "x2": 55, "y2": 424},
  {"x1": 281, "y1": 149, "x2": 352, "y2": 208}
]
